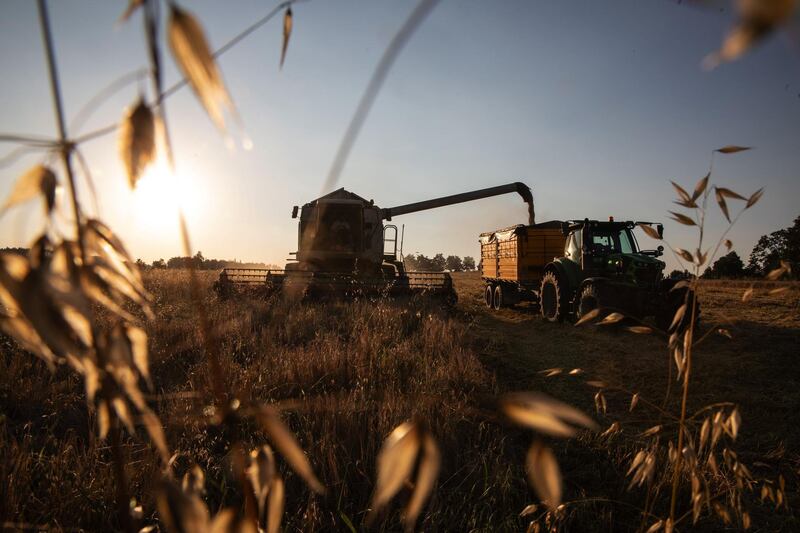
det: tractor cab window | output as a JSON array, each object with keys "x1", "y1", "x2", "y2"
[{"x1": 590, "y1": 228, "x2": 636, "y2": 254}]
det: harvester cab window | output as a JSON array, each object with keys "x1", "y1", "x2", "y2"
[{"x1": 316, "y1": 203, "x2": 363, "y2": 253}]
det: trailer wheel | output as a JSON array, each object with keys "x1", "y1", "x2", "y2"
[
  {"x1": 540, "y1": 271, "x2": 566, "y2": 322},
  {"x1": 493, "y1": 284, "x2": 504, "y2": 310},
  {"x1": 485, "y1": 284, "x2": 494, "y2": 309}
]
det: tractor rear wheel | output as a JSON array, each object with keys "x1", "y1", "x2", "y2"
[
  {"x1": 493, "y1": 284, "x2": 504, "y2": 310},
  {"x1": 577, "y1": 283, "x2": 601, "y2": 320},
  {"x1": 485, "y1": 284, "x2": 494, "y2": 309},
  {"x1": 540, "y1": 271, "x2": 566, "y2": 322}
]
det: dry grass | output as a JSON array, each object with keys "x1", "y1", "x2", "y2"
[{"x1": 2, "y1": 270, "x2": 798, "y2": 531}]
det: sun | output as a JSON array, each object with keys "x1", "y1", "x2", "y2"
[{"x1": 132, "y1": 159, "x2": 200, "y2": 231}]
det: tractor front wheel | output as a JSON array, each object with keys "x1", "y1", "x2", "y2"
[{"x1": 540, "y1": 271, "x2": 566, "y2": 322}]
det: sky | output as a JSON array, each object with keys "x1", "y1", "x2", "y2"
[{"x1": 1, "y1": 0, "x2": 799, "y2": 272}]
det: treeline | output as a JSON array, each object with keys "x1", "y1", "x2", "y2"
[
  {"x1": 702, "y1": 214, "x2": 799, "y2": 279},
  {"x1": 137, "y1": 251, "x2": 278, "y2": 270},
  {"x1": 404, "y1": 253, "x2": 476, "y2": 272}
]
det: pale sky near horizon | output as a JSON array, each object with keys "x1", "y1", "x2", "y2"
[{"x1": 1, "y1": 0, "x2": 799, "y2": 272}]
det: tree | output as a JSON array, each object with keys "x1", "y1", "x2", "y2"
[
  {"x1": 746, "y1": 215, "x2": 799, "y2": 278},
  {"x1": 431, "y1": 253, "x2": 446, "y2": 272},
  {"x1": 445, "y1": 255, "x2": 463, "y2": 272},
  {"x1": 462, "y1": 256, "x2": 476, "y2": 271},
  {"x1": 152, "y1": 258, "x2": 166, "y2": 269},
  {"x1": 702, "y1": 251, "x2": 744, "y2": 279}
]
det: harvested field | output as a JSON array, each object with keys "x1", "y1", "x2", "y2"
[{"x1": 1, "y1": 270, "x2": 798, "y2": 531}]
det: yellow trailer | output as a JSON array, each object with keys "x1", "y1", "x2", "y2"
[{"x1": 479, "y1": 221, "x2": 565, "y2": 309}]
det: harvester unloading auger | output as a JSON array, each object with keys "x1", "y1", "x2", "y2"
[{"x1": 216, "y1": 182, "x2": 534, "y2": 300}]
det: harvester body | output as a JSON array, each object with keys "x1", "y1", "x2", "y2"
[{"x1": 219, "y1": 182, "x2": 534, "y2": 300}]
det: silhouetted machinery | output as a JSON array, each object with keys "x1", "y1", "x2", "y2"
[{"x1": 217, "y1": 182, "x2": 534, "y2": 299}]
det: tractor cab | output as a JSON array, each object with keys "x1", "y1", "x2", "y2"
[{"x1": 560, "y1": 219, "x2": 666, "y2": 289}]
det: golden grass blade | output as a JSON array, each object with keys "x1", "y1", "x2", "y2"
[
  {"x1": 0, "y1": 315, "x2": 57, "y2": 367},
  {"x1": 724, "y1": 239, "x2": 733, "y2": 251},
  {"x1": 638, "y1": 223, "x2": 661, "y2": 240},
  {"x1": 714, "y1": 187, "x2": 731, "y2": 223},
  {"x1": 598, "y1": 312, "x2": 624, "y2": 325},
  {"x1": 765, "y1": 264, "x2": 788, "y2": 281},
  {"x1": 768, "y1": 286, "x2": 789, "y2": 296},
  {"x1": 626, "y1": 326, "x2": 652, "y2": 335},
  {"x1": 119, "y1": 99, "x2": 155, "y2": 189},
  {"x1": 676, "y1": 247, "x2": 694, "y2": 263},
  {"x1": 125, "y1": 325, "x2": 150, "y2": 385},
  {"x1": 741, "y1": 286, "x2": 754, "y2": 302},
  {"x1": 746, "y1": 188, "x2": 764, "y2": 209},
  {"x1": 668, "y1": 211, "x2": 696, "y2": 226},
  {"x1": 645, "y1": 520, "x2": 663, "y2": 533},
  {"x1": 669, "y1": 304, "x2": 687, "y2": 332},
  {"x1": 372, "y1": 422, "x2": 420, "y2": 510},
  {"x1": 248, "y1": 445, "x2": 276, "y2": 519},
  {"x1": 520, "y1": 504, "x2": 538, "y2": 518},
  {"x1": 695, "y1": 248, "x2": 708, "y2": 267},
  {"x1": 568, "y1": 368, "x2": 583, "y2": 375},
  {"x1": 97, "y1": 400, "x2": 110, "y2": 440},
  {"x1": 670, "y1": 181, "x2": 692, "y2": 204},
  {"x1": 574, "y1": 308, "x2": 600, "y2": 326},
  {"x1": 168, "y1": 4, "x2": 234, "y2": 133},
  {"x1": 118, "y1": 0, "x2": 143, "y2": 24},
  {"x1": 404, "y1": 433, "x2": 440, "y2": 532},
  {"x1": 209, "y1": 508, "x2": 237, "y2": 533},
  {"x1": 182, "y1": 464, "x2": 206, "y2": 496},
  {"x1": 715, "y1": 145, "x2": 752, "y2": 154},
  {"x1": 586, "y1": 380, "x2": 607, "y2": 388},
  {"x1": 728, "y1": 409, "x2": 741, "y2": 439},
  {"x1": 716, "y1": 187, "x2": 746, "y2": 201},
  {"x1": 539, "y1": 368, "x2": 563, "y2": 377},
  {"x1": 157, "y1": 480, "x2": 212, "y2": 533},
  {"x1": 594, "y1": 391, "x2": 607, "y2": 414},
  {"x1": 629, "y1": 393, "x2": 639, "y2": 412},
  {"x1": 266, "y1": 476, "x2": 284, "y2": 533},
  {"x1": 280, "y1": 6, "x2": 293, "y2": 69},
  {"x1": 142, "y1": 409, "x2": 170, "y2": 466},
  {"x1": 525, "y1": 440, "x2": 562, "y2": 508},
  {"x1": 641, "y1": 425, "x2": 662, "y2": 437},
  {"x1": 2, "y1": 164, "x2": 57, "y2": 214},
  {"x1": 501, "y1": 392, "x2": 598, "y2": 437},
  {"x1": 259, "y1": 410, "x2": 325, "y2": 494},
  {"x1": 692, "y1": 172, "x2": 709, "y2": 201},
  {"x1": 112, "y1": 397, "x2": 135, "y2": 433},
  {"x1": 600, "y1": 421, "x2": 621, "y2": 438}
]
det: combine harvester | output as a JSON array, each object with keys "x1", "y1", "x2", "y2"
[{"x1": 218, "y1": 182, "x2": 534, "y2": 301}]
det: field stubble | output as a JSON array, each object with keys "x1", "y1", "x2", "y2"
[{"x1": 0, "y1": 270, "x2": 798, "y2": 531}]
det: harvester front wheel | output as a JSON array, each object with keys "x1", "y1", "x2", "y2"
[
  {"x1": 493, "y1": 284, "x2": 504, "y2": 310},
  {"x1": 540, "y1": 271, "x2": 566, "y2": 322},
  {"x1": 485, "y1": 284, "x2": 494, "y2": 309}
]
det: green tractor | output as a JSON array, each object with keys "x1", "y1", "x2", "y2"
[{"x1": 539, "y1": 218, "x2": 692, "y2": 329}]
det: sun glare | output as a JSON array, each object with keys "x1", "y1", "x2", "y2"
[{"x1": 133, "y1": 160, "x2": 200, "y2": 231}]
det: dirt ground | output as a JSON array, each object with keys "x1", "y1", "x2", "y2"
[{"x1": 451, "y1": 272, "x2": 800, "y2": 454}]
